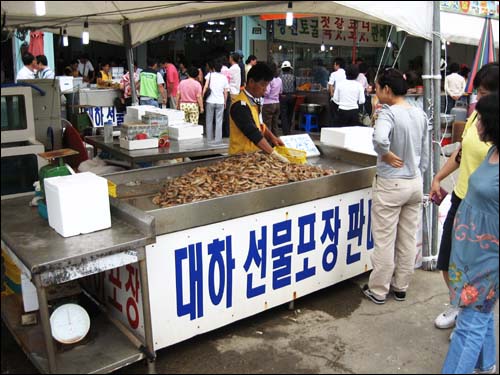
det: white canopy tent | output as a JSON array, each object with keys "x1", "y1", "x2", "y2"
[
  {"x1": 441, "y1": 11, "x2": 499, "y2": 48},
  {"x1": 2, "y1": 1, "x2": 446, "y2": 271},
  {"x1": 1, "y1": 1, "x2": 433, "y2": 47}
]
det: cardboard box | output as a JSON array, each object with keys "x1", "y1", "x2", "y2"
[{"x1": 45, "y1": 172, "x2": 111, "y2": 237}]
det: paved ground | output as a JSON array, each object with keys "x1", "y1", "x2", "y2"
[{"x1": 2, "y1": 269, "x2": 498, "y2": 374}]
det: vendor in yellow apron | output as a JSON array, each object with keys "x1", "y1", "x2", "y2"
[
  {"x1": 97, "y1": 63, "x2": 112, "y2": 87},
  {"x1": 228, "y1": 62, "x2": 287, "y2": 162}
]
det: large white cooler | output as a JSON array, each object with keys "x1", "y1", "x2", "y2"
[
  {"x1": 320, "y1": 127, "x2": 376, "y2": 156},
  {"x1": 168, "y1": 123, "x2": 204, "y2": 140},
  {"x1": 45, "y1": 172, "x2": 111, "y2": 237}
]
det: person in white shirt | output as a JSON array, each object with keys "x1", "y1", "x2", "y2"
[
  {"x1": 203, "y1": 60, "x2": 230, "y2": 143},
  {"x1": 333, "y1": 64, "x2": 365, "y2": 126},
  {"x1": 16, "y1": 53, "x2": 37, "y2": 82},
  {"x1": 35, "y1": 55, "x2": 55, "y2": 79},
  {"x1": 78, "y1": 53, "x2": 95, "y2": 83},
  {"x1": 228, "y1": 52, "x2": 242, "y2": 99},
  {"x1": 444, "y1": 62, "x2": 466, "y2": 114},
  {"x1": 244, "y1": 55, "x2": 257, "y2": 81},
  {"x1": 328, "y1": 57, "x2": 346, "y2": 126}
]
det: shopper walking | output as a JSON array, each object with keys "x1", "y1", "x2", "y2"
[
  {"x1": 430, "y1": 62, "x2": 499, "y2": 330},
  {"x1": 278, "y1": 61, "x2": 296, "y2": 135},
  {"x1": 333, "y1": 64, "x2": 365, "y2": 126},
  {"x1": 441, "y1": 92, "x2": 499, "y2": 374},
  {"x1": 203, "y1": 60, "x2": 229, "y2": 143},
  {"x1": 362, "y1": 68, "x2": 429, "y2": 304},
  {"x1": 444, "y1": 62, "x2": 466, "y2": 114},
  {"x1": 177, "y1": 67, "x2": 204, "y2": 124},
  {"x1": 262, "y1": 62, "x2": 282, "y2": 135}
]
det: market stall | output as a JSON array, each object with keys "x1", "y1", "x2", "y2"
[{"x1": 95, "y1": 143, "x2": 377, "y2": 350}]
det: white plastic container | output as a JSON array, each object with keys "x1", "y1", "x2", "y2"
[
  {"x1": 168, "y1": 123, "x2": 204, "y2": 140},
  {"x1": 119, "y1": 137, "x2": 159, "y2": 150},
  {"x1": 125, "y1": 105, "x2": 156, "y2": 121},
  {"x1": 320, "y1": 126, "x2": 376, "y2": 155},
  {"x1": 45, "y1": 172, "x2": 111, "y2": 238}
]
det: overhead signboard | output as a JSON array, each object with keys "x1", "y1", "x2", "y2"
[
  {"x1": 273, "y1": 17, "x2": 390, "y2": 47},
  {"x1": 440, "y1": 1, "x2": 499, "y2": 20}
]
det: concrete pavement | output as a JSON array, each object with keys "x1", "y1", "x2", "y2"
[{"x1": 2, "y1": 269, "x2": 498, "y2": 374}]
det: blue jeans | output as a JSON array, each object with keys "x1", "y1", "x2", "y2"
[
  {"x1": 442, "y1": 308, "x2": 496, "y2": 373},
  {"x1": 140, "y1": 98, "x2": 159, "y2": 107}
]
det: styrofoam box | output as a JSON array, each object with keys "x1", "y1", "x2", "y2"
[
  {"x1": 120, "y1": 137, "x2": 159, "y2": 150},
  {"x1": 168, "y1": 123, "x2": 204, "y2": 140},
  {"x1": 320, "y1": 126, "x2": 376, "y2": 156},
  {"x1": 126, "y1": 105, "x2": 156, "y2": 121},
  {"x1": 57, "y1": 76, "x2": 73, "y2": 93},
  {"x1": 146, "y1": 108, "x2": 185, "y2": 124},
  {"x1": 45, "y1": 172, "x2": 111, "y2": 238}
]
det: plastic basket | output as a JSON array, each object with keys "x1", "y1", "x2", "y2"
[{"x1": 274, "y1": 146, "x2": 307, "y2": 164}]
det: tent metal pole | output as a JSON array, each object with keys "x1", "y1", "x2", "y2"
[
  {"x1": 431, "y1": 1, "x2": 441, "y2": 263},
  {"x1": 421, "y1": 38, "x2": 432, "y2": 271},
  {"x1": 421, "y1": 1, "x2": 441, "y2": 271},
  {"x1": 123, "y1": 22, "x2": 138, "y2": 105}
]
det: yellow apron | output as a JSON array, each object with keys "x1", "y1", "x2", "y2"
[{"x1": 229, "y1": 91, "x2": 267, "y2": 155}]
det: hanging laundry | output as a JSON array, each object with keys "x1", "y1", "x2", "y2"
[{"x1": 28, "y1": 31, "x2": 44, "y2": 57}]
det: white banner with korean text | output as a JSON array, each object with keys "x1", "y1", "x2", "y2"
[{"x1": 144, "y1": 188, "x2": 374, "y2": 350}]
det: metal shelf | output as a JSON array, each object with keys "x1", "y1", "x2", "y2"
[{"x1": 1, "y1": 294, "x2": 144, "y2": 374}]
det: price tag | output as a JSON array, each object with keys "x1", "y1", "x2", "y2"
[{"x1": 280, "y1": 134, "x2": 321, "y2": 157}]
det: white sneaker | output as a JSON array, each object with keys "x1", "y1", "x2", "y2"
[
  {"x1": 473, "y1": 365, "x2": 497, "y2": 374},
  {"x1": 435, "y1": 306, "x2": 460, "y2": 329}
]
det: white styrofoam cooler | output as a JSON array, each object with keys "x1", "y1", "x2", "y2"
[
  {"x1": 320, "y1": 126, "x2": 376, "y2": 156},
  {"x1": 45, "y1": 172, "x2": 111, "y2": 237},
  {"x1": 146, "y1": 108, "x2": 185, "y2": 125},
  {"x1": 125, "y1": 105, "x2": 156, "y2": 121},
  {"x1": 168, "y1": 123, "x2": 204, "y2": 140},
  {"x1": 119, "y1": 137, "x2": 159, "y2": 150}
]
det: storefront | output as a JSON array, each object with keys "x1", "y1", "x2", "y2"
[{"x1": 268, "y1": 16, "x2": 392, "y2": 78}]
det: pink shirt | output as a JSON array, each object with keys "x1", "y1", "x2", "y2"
[
  {"x1": 178, "y1": 78, "x2": 202, "y2": 103},
  {"x1": 220, "y1": 65, "x2": 231, "y2": 84},
  {"x1": 166, "y1": 63, "x2": 180, "y2": 97}
]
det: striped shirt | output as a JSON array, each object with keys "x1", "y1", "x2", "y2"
[{"x1": 280, "y1": 72, "x2": 296, "y2": 94}]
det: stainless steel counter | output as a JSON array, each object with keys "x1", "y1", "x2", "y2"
[
  {"x1": 104, "y1": 144, "x2": 377, "y2": 235},
  {"x1": 85, "y1": 135, "x2": 229, "y2": 168},
  {"x1": 66, "y1": 88, "x2": 121, "y2": 107},
  {"x1": 1, "y1": 197, "x2": 156, "y2": 373},
  {"x1": 1, "y1": 197, "x2": 155, "y2": 278}
]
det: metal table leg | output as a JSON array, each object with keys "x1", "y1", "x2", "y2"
[
  {"x1": 33, "y1": 274, "x2": 57, "y2": 373},
  {"x1": 138, "y1": 256, "x2": 156, "y2": 374}
]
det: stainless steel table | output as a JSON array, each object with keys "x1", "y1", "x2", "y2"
[
  {"x1": 85, "y1": 136, "x2": 229, "y2": 168},
  {"x1": 1, "y1": 197, "x2": 156, "y2": 373}
]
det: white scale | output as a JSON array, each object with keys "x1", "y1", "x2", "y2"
[{"x1": 50, "y1": 303, "x2": 91, "y2": 344}]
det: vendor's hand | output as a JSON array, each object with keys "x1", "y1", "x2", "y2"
[
  {"x1": 275, "y1": 137, "x2": 285, "y2": 147},
  {"x1": 429, "y1": 179, "x2": 442, "y2": 202},
  {"x1": 200, "y1": 108, "x2": 204, "y2": 114},
  {"x1": 271, "y1": 150, "x2": 290, "y2": 163},
  {"x1": 381, "y1": 151, "x2": 403, "y2": 168}
]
